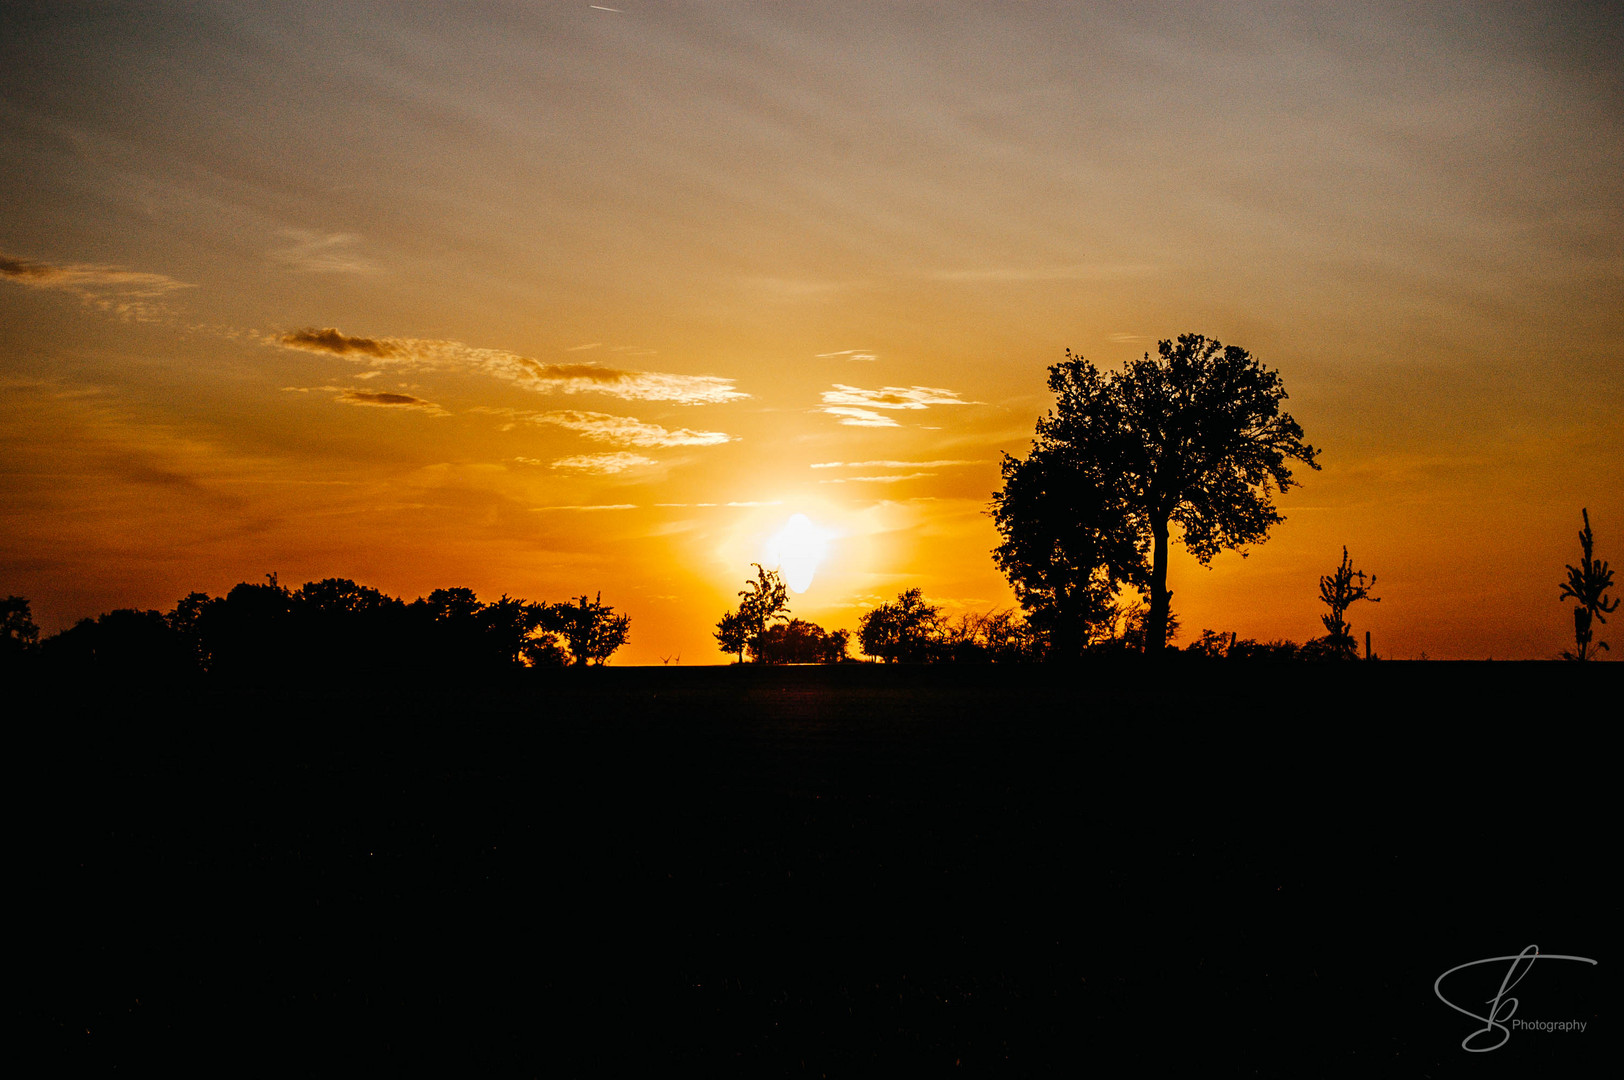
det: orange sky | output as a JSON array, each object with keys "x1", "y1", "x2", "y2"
[{"x1": 3, "y1": 2, "x2": 1620, "y2": 661}]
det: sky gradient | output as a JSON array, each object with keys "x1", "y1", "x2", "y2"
[{"x1": 3, "y1": 1, "x2": 1620, "y2": 661}]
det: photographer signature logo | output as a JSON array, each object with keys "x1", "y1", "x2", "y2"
[{"x1": 1434, "y1": 944, "x2": 1597, "y2": 1052}]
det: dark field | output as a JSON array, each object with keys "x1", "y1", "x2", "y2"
[{"x1": 29, "y1": 663, "x2": 1608, "y2": 1074}]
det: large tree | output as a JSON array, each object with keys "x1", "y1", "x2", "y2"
[{"x1": 995, "y1": 336, "x2": 1319, "y2": 655}]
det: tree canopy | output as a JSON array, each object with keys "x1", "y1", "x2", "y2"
[
  {"x1": 541, "y1": 593, "x2": 631, "y2": 667},
  {"x1": 858, "y1": 588, "x2": 941, "y2": 663},
  {"x1": 715, "y1": 564, "x2": 790, "y2": 663},
  {"x1": 993, "y1": 335, "x2": 1319, "y2": 656}
]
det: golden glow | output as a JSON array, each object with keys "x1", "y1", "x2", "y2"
[{"x1": 1, "y1": 4, "x2": 1620, "y2": 661}]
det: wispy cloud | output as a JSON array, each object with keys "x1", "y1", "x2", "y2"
[
  {"x1": 811, "y1": 459, "x2": 979, "y2": 469},
  {"x1": 550, "y1": 453, "x2": 656, "y2": 474},
  {"x1": 532, "y1": 503, "x2": 639, "y2": 511},
  {"x1": 273, "y1": 326, "x2": 747, "y2": 404},
  {"x1": 335, "y1": 388, "x2": 446, "y2": 413},
  {"x1": 818, "y1": 384, "x2": 979, "y2": 425},
  {"x1": 816, "y1": 349, "x2": 878, "y2": 362},
  {"x1": 521, "y1": 409, "x2": 734, "y2": 447},
  {"x1": 1, "y1": 252, "x2": 194, "y2": 321},
  {"x1": 269, "y1": 230, "x2": 378, "y2": 274},
  {"x1": 824, "y1": 406, "x2": 902, "y2": 428},
  {"x1": 823, "y1": 385, "x2": 979, "y2": 410},
  {"x1": 284, "y1": 383, "x2": 447, "y2": 414},
  {"x1": 820, "y1": 407, "x2": 899, "y2": 428},
  {"x1": 820, "y1": 473, "x2": 935, "y2": 484}
]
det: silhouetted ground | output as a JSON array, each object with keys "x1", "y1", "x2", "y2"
[{"x1": 25, "y1": 662, "x2": 1607, "y2": 1075}]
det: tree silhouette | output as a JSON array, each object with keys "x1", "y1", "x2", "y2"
[
  {"x1": 859, "y1": 588, "x2": 941, "y2": 663},
  {"x1": 541, "y1": 593, "x2": 630, "y2": 666},
  {"x1": 991, "y1": 442, "x2": 1142, "y2": 660},
  {"x1": 1560, "y1": 508, "x2": 1618, "y2": 661},
  {"x1": 1318, "y1": 547, "x2": 1379, "y2": 660},
  {"x1": 996, "y1": 337, "x2": 1319, "y2": 656},
  {"x1": 756, "y1": 619, "x2": 850, "y2": 664},
  {"x1": 715, "y1": 564, "x2": 790, "y2": 662},
  {"x1": 2, "y1": 596, "x2": 39, "y2": 665},
  {"x1": 714, "y1": 609, "x2": 750, "y2": 663}
]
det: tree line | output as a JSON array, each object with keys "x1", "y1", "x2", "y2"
[
  {"x1": 4, "y1": 338, "x2": 1614, "y2": 670},
  {"x1": 0, "y1": 577, "x2": 629, "y2": 681}
]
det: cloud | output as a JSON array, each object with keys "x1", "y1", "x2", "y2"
[
  {"x1": 811, "y1": 459, "x2": 979, "y2": 469},
  {"x1": 822, "y1": 384, "x2": 979, "y2": 411},
  {"x1": 820, "y1": 473, "x2": 935, "y2": 484},
  {"x1": 271, "y1": 326, "x2": 748, "y2": 405},
  {"x1": 550, "y1": 453, "x2": 657, "y2": 474},
  {"x1": 279, "y1": 327, "x2": 400, "y2": 359},
  {"x1": 335, "y1": 388, "x2": 446, "y2": 414},
  {"x1": 1, "y1": 252, "x2": 194, "y2": 321},
  {"x1": 269, "y1": 230, "x2": 378, "y2": 274},
  {"x1": 521, "y1": 409, "x2": 734, "y2": 447},
  {"x1": 532, "y1": 503, "x2": 639, "y2": 511},
  {"x1": 284, "y1": 383, "x2": 447, "y2": 414},
  {"x1": 821, "y1": 407, "x2": 900, "y2": 428},
  {"x1": 816, "y1": 349, "x2": 878, "y2": 362}
]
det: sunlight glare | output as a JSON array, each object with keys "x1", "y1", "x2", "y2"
[{"x1": 767, "y1": 513, "x2": 830, "y2": 594}]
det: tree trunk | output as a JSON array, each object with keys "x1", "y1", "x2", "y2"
[{"x1": 1147, "y1": 517, "x2": 1171, "y2": 655}]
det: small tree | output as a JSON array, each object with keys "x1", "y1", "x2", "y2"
[
  {"x1": 756, "y1": 619, "x2": 849, "y2": 664},
  {"x1": 715, "y1": 564, "x2": 790, "y2": 662},
  {"x1": 1319, "y1": 547, "x2": 1378, "y2": 660},
  {"x1": 714, "y1": 609, "x2": 750, "y2": 663},
  {"x1": 2, "y1": 596, "x2": 40, "y2": 666},
  {"x1": 858, "y1": 588, "x2": 941, "y2": 663},
  {"x1": 1559, "y1": 508, "x2": 1618, "y2": 661},
  {"x1": 542, "y1": 593, "x2": 630, "y2": 666}
]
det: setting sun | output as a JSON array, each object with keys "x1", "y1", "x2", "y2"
[{"x1": 766, "y1": 514, "x2": 833, "y2": 594}]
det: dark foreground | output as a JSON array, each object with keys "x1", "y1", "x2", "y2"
[{"x1": 26, "y1": 663, "x2": 1608, "y2": 1075}]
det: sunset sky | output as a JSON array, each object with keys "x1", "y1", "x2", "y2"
[{"x1": 3, "y1": 1, "x2": 1620, "y2": 662}]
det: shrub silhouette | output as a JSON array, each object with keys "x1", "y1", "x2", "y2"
[{"x1": 1319, "y1": 547, "x2": 1379, "y2": 660}]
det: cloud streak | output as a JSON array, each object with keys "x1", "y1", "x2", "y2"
[
  {"x1": 274, "y1": 327, "x2": 747, "y2": 405},
  {"x1": 817, "y1": 384, "x2": 979, "y2": 425},
  {"x1": 550, "y1": 452, "x2": 657, "y2": 474},
  {"x1": 1, "y1": 252, "x2": 194, "y2": 321},
  {"x1": 280, "y1": 327, "x2": 400, "y2": 359},
  {"x1": 522, "y1": 409, "x2": 734, "y2": 447},
  {"x1": 269, "y1": 230, "x2": 378, "y2": 274},
  {"x1": 811, "y1": 459, "x2": 979, "y2": 469},
  {"x1": 335, "y1": 388, "x2": 446, "y2": 413}
]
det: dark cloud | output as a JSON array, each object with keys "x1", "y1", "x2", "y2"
[
  {"x1": 280, "y1": 327, "x2": 400, "y2": 359},
  {"x1": 336, "y1": 388, "x2": 443, "y2": 412},
  {"x1": 0, "y1": 256, "x2": 57, "y2": 281}
]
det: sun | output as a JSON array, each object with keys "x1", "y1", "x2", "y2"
[{"x1": 766, "y1": 513, "x2": 831, "y2": 594}]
